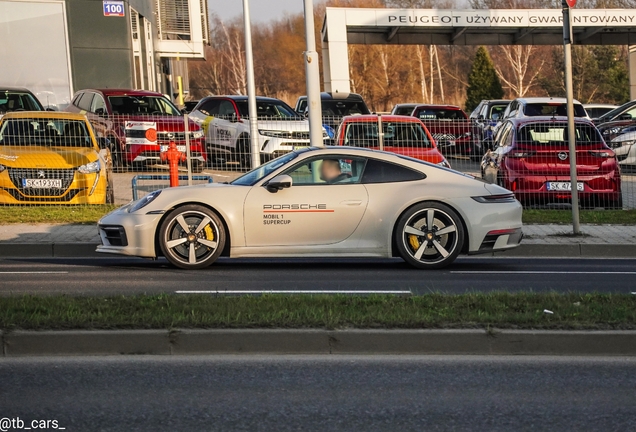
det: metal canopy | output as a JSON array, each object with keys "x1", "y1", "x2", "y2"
[{"x1": 321, "y1": 8, "x2": 636, "y2": 94}]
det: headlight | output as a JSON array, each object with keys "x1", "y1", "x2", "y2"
[
  {"x1": 129, "y1": 190, "x2": 162, "y2": 213},
  {"x1": 259, "y1": 130, "x2": 290, "y2": 138},
  {"x1": 191, "y1": 130, "x2": 205, "y2": 139},
  {"x1": 614, "y1": 139, "x2": 635, "y2": 147},
  {"x1": 0, "y1": 164, "x2": 5, "y2": 173},
  {"x1": 77, "y1": 160, "x2": 100, "y2": 174}
]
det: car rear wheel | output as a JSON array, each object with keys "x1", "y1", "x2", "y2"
[
  {"x1": 159, "y1": 205, "x2": 225, "y2": 269},
  {"x1": 395, "y1": 202, "x2": 464, "y2": 269}
]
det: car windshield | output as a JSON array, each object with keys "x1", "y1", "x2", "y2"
[
  {"x1": 231, "y1": 150, "x2": 304, "y2": 186},
  {"x1": 321, "y1": 100, "x2": 369, "y2": 116},
  {"x1": 345, "y1": 121, "x2": 433, "y2": 148},
  {"x1": 416, "y1": 109, "x2": 466, "y2": 120},
  {"x1": 518, "y1": 123, "x2": 602, "y2": 145},
  {"x1": 524, "y1": 103, "x2": 587, "y2": 117},
  {"x1": 0, "y1": 91, "x2": 43, "y2": 113},
  {"x1": 597, "y1": 102, "x2": 636, "y2": 122},
  {"x1": 489, "y1": 104, "x2": 508, "y2": 119},
  {"x1": 108, "y1": 96, "x2": 181, "y2": 116},
  {"x1": 0, "y1": 118, "x2": 94, "y2": 147},
  {"x1": 235, "y1": 101, "x2": 299, "y2": 119}
]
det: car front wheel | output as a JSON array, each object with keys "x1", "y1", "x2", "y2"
[
  {"x1": 159, "y1": 205, "x2": 225, "y2": 269},
  {"x1": 395, "y1": 202, "x2": 464, "y2": 269}
]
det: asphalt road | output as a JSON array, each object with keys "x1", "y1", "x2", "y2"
[
  {"x1": 1, "y1": 355, "x2": 635, "y2": 431},
  {"x1": 1, "y1": 256, "x2": 635, "y2": 295}
]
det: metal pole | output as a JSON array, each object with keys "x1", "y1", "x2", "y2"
[
  {"x1": 242, "y1": 0, "x2": 261, "y2": 169},
  {"x1": 184, "y1": 113, "x2": 192, "y2": 185},
  {"x1": 377, "y1": 114, "x2": 384, "y2": 151},
  {"x1": 303, "y1": 0, "x2": 324, "y2": 148},
  {"x1": 562, "y1": 1, "x2": 580, "y2": 235}
]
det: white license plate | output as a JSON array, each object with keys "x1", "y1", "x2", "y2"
[
  {"x1": 547, "y1": 182, "x2": 584, "y2": 191},
  {"x1": 22, "y1": 179, "x2": 62, "y2": 188},
  {"x1": 160, "y1": 145, "x2": 186, "y2": 153}
]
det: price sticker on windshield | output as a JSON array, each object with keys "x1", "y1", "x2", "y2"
[{"x1": 103, "y1": 0, "x2": 125, "y2": 17}]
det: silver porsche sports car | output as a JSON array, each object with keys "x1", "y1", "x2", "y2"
[{"x1": 97, "y1": 147, "x2": 522, "y2": 269}]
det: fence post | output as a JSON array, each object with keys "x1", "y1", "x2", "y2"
[
  {"x1": 184, "y1": 113, "x2": 192, "y2": 186},
  {"x1": 377, "y1": 114, "x2": 384, "y2": 151}
]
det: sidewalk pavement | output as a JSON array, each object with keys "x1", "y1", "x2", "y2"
[{"x1": 0, "y1": 223, "x2": 635, "y2": 258}]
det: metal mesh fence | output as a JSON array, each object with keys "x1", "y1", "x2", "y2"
[{"x1": 0, "y1": 111, "x2": 634, "y2": 210}]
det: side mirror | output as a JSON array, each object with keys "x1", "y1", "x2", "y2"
[
  {"x1": 303, "y1": 108, "x2": 309, "y2": 118},
  {"x1": 230, "y1": 113, "x2": 239, "y2": 123},
  {"x1": 478, "y1": 114, "x2": 484, "y2": 120},
  {"x1": 95, "y1": 108, "x2": 107, "y2": 117},
  {"x1": 97, "y1": 137, "x2": 110, "y2": 150},
  {"x1": 265, "y1": 174, "x2": 292, "y2": 193}
]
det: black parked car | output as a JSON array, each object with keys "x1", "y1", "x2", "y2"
[{"x1": 294, "y1": 92, "x2": 371, "y2": 140}]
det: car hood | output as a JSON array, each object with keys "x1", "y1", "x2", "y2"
[
  {"x1": 252, "y1": 119, "x2": 310, "y2": 131},
  {"x1": 0, "y1": 146, "x2": 98, "y2": 169},
  {"x1": 117, "y1": 115, "x2": 200, "y2": 132}
]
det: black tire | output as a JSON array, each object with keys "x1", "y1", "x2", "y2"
[
  {"x1": 395, "y1": 202, "x2": 465, "y2": 269},
  {"x1": 105, "y1": 180, "x2": 115, "y2": 204},
  {"x1": 236, "y1": 135, "x2": 252, "y2": 171},
  {"x1": 159, "y1": 205, "x2": 226, "y2": 270}
]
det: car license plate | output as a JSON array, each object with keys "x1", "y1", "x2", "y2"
[
  {"x1": 546, "y1": 182, "x2": 584, "y2": 191},
  {"x1": 22, "y1": 179, "x2": 62, "y2": 188},
  {"x1": 160, "y1": 145, "x2": 186, "y2": 153}
]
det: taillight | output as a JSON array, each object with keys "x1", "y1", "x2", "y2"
[{"x1": 511, "y1": 181, "x2": 517, "y2": 191}]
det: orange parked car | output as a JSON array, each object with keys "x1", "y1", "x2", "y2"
[{"x1": 335, "y1": 115, "x2": 450, "y2": 168}]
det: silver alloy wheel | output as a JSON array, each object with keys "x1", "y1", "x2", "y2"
[
  {"x1": 162, "y1": 210, "x2": 220, "y2": 266},
  {"x1": 402, "y1": 207, "x2": 459, "y2": 265}
]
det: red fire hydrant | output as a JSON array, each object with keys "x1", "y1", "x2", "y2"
[{"x1": 160, "y1": 141, "x2": 186, "y2": 187}]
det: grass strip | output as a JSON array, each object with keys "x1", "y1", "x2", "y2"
[
  {"x1": 1, "y1": 293, "x2": 635, "y2": 331},
  {"x1": 0, "y1": 205, "x2": 118, "y2": 224},
  {"x1": 523, "y1": 209, "x2": 636, "y2": 225}
]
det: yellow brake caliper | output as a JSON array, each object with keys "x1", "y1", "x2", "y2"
[
  {"x1": 408, "y1": 235, "x2": 420, "y2": 251},
  {"x1": 204, "y1": 224, "x2": 215, "y2": 248}
]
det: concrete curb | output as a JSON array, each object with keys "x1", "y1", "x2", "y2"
[
  {"x1": 3, "y1": 329, "x2": 636, "y2": 357},
  {"x1": 1, "y1": 242, "x2": 636, "y2": 258}
]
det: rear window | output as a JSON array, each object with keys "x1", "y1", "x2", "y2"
[
  {"x1": 322, "y1": 100, "x2": 370, "y2": 116},
  {"x1": 393, "y1": 105, "x2": 416, "y2": 116},
  {"x1": 416, "y1": 109, "x2": 467, "y2": 121},
  {"x1": 517, "y1": 123, "x2": 602, "y2": 145},
  {"x1": 344, "y1": 121, "x2": 433, "y2": 148},
  {"x1": 523, "y1": 103, "x2": 587, "y2": 118}
]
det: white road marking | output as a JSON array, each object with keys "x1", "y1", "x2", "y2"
[
  {"x1": 0, "y1": 271, "x2": 68, "y2": 274},
  {"x1": 176, "y1": 290, "x2": 412, "y2": 294},
  {"x1": 452, "y1": 271, "x2": 636, "y2": 275}
]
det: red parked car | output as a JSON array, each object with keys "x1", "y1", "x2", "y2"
[
  {"x1": 67, "y1": 89, "x2": 206, "y2": 172},
  {"x1": 481, "y1": 117, "x2": 622, "y2": 209},
  {"x1": 410, "y1": 104, "x2": 479, "y2": 159},
  {"x1": 336, "y1": 115, "x2": 450, "y2": 168}
]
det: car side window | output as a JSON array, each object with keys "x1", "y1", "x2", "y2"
[
  {"x1": 283, "y1": 157, "x2": 366, "y2": 185},
  {"x1": 90, "y1": 94, "x2": 107, "y2": 114},
  {"x1": 218, "y1": 101, "x2": 237, "y2": 118},
  {"x1": 496, "y1": 123, "x2": 512, "y2": 147},
  {"x1": 77, "y1": 92, "x2": 93, "y2": 111},
  {"x1": 197, "y1": 99, "x2": 222, "y2": 117},
  {"x1": 361, "y1": 159, "x2": 425, "y2": 184}
]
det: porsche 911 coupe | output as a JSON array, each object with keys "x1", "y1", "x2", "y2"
[{"x1": 97, "y1": 147, "x2": 522, "y2": 269}]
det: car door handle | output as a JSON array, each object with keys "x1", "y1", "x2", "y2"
[{"x1": 340, "y1": 200, "x2": 362, "y2": 206}]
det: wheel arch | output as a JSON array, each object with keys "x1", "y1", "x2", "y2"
[
  {"x1": 154, "y1": 201, "x2": 232, "y2": 258},
  {"x1": 390, "y1": 199, "x2": 470, "y2": 257}
]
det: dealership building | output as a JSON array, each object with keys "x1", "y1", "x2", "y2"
[{"x1": 0, "y1": 0, "x2": 209, "y2": 109}]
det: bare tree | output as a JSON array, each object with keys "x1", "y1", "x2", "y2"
[{"x1": 493, "y1": 46, "x2": 545, "y2": 97}]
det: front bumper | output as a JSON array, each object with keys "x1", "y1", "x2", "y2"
[
  {"x1": 96, "y1": 207, "x2": 163, "y2": 258},
  {"x1": 0, "y1": 170, "x2": 108, "y2": 204}
]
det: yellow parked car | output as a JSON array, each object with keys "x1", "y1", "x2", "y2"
[{"x1": 0, "y1": 112, "x2": 113, "y2": 204}]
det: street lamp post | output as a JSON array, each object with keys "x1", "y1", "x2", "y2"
[
  {"x1": 242, "y1": 0, "x2": 261, "y2": 169},
  {"x1": 303, "y1": 0, "x2": 324, "y2": 148}
]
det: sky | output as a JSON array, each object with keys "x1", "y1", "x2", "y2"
[{"x1": 208, "y1": 0, "x2": 305, "y2": 24}]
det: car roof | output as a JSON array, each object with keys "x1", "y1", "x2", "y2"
[
  {"x1": 81, "y1": 89, "x2": 166, "y2": 97},
  {"x1": 298, "y1": 93, "x2": 366, "y2": 101},
  {"x1": 0, "y1": 87, "x2": 35, "y2": 93},
  {"x1": 1, "y1": 111, "x2": 88, "y2": 121},
  {"x1": 583, "y1": 103, "x2": 618, "y2": 108},
  {"x1": 201, "y1": 95, "x2": 283, "y2": 103},
  {"x1": 514, "y1": 97, "x2": 583, "y2": 105},
  {"x1": 507, "y1": 116, "x2": 595, "y2": 126},
  {"x1": 341, "y1": 114, "x2": 420, "y2": 123},
  {"x1": 484, "y1": 100, "x2": 511, "y2": 104},
  {"x1": 413, "y1": 104, "x2": 463, "y2": 110}
]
